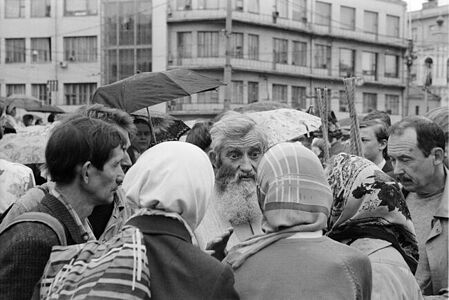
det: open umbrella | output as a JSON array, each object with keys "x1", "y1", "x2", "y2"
[
  {"x1": 92, "y1": 69, "x2": 224, "y2": 113},
  {"x1": 234, "y1": 101, "x2": 291, "y2": 113},
  {"x1": 132, "y1": 109, "x2": 190, "y2": 145},
  {"x1": 245, "y1": 108, "x2": 321, "y2": 147},
  {"x1": 0, "y1": 123, "x2": 56, "y2": 164},
  {"x1": 4, "y1": 95, "x2": 65, "y2": 113}
]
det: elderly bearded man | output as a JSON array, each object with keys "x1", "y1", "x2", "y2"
[{"x1": 195, "y1": 111, "x2": 268, "y2": 252}]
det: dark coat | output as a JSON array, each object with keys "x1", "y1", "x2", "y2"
[
  {"x1": 127, "y1": 215, "x2": 240, "y2": 300},
  {"x1": 0, "y1": 194, "x2": 87, "y2": 300},
  {"x1": 382, "y1": 159, "x2": 394, "y2": 177}
]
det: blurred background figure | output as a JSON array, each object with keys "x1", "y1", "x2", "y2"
[
  {"x1": 22, "y1": 114, "x2": 34, "y2": 127},
  {"x1": 34, "y1": 118, "x2": 43, "y2": 126},
  {"x1": 326, "y1": 153, "x2": 421, "y2": 300},
  {"x1": 185, "y1": 121, "x2": 213, "y2": 152},
  {"x1": 4, "y1": 104, "x2": 17, "y2": 134},
  {"x1": 128, "y1": 117, "x2": 152, "y2": 164},
  {"x1": 47, "y1": 113, "x2": 56, "y2": 124},
  {"x1": 425, "y1": 106, "x2": 448, "y2": 168}
]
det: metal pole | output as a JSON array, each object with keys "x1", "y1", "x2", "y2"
[
  {"x1": 424, "y1": 87, "x2": 428, "y2": 113},
  {"x1": 223, "y1": 0, "x2": 232, "y2": 111}
]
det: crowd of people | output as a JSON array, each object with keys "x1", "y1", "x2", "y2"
[{"x1": 0, "y1": 100, "x2": 447, "y2": 299}]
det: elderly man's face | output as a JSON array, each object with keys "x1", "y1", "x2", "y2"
[
  {"x1": 388, "y1": 127, "x2": 438, "y2": 193},
  {"x1": 215, "y1": 131, "x2": 264, "y2": 189}
]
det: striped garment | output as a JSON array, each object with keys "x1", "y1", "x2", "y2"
[{"x1": 39, "y1": 226, "x2": 151, "y2": 300}]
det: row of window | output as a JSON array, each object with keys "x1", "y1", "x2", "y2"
[
  {"x1": 174, "y1": 0, "x2": 401, "y2": 37},
  {"x1": 3, "y1": 0, "x2": 97, "y2": 18},
  {"x1": 1, "y1": 36, "x2": 97, "y2": 63},
  {"x1": 176, "y1": 31, "x2": 400, "y2": 79},
  {"x1": 2, "y1": 82, "x2": 97, "y2": 105},
  {"x1": 171, "y1": 81, "x2": 400, "y2": 115}
]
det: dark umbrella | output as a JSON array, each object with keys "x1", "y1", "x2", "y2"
[
  {"x1": 233, "y1": 101, "x2": 291, "y2": 113},
  {"x1": 92, "y1": 69, "x2": 224, "y2": 113},
  {"x1": 3, "y1": 95, "x2": 65, "y2": 113},
  {"x1": 132, "y1": 110, "x2": 190, "y2": 145}
]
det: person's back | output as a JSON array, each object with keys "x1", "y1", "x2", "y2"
[{"x1": 234, "y1": 235, "x2": 371, "y2": 300}]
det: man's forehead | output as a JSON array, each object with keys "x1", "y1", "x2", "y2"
[
  {"x1": 223, "y1": 138, "x2": 263, "y2": 151},
  {"x1": 388, "y1": 128, "x2": 418, "y2": 154}
]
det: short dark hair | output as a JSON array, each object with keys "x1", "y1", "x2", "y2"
[
  {"x1": 389, "y1": 116, "x2": 445, "y2": 157},
  {"x1": 360, "y1": 119, "x2": 389, "y2": 158},
  {"x1": 363, "y1": 110, "x2": 391, "y2": 127},
  {"x1": 46, "y1": 115, "x2": 126, "y2": 184},
  {"x1": 186, "y1": 121, "x2": 213, "y2": 151}
]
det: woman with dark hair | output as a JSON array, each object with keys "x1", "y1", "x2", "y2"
[{"x1": 326, "y1": 153, "x2": 423, "y2": 300}]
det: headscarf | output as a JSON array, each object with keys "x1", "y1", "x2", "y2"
[
  {"x1": 326, "y1": 153, "x2": 419, "y2": 273},
  {"x1": 122, "y1": 141, "x2": 215, "y2": 243},
  {"x1": 225, "y1": 142, "x2": 332, "y2": 269}
]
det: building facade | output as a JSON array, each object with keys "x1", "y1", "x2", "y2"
[
  {"x1": 409, "y1": 0, "x2": 449, "y2": 114},
  {"x1": 166, "y1": 0, "x2": 408, "y2": 121}
]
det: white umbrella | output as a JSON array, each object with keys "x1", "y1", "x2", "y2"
[{"x1": 245, "y1": 108, "x2": 321, "y2": 147}]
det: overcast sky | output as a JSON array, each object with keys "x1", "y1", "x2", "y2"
[{"x1": 405, "y1": 0, "x2": 449, "y2": 11}]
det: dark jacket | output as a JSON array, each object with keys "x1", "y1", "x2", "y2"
[
  {"x1": 0, "y1": 194, "x2": 86, "y2": 300},
  {"x1": 382, "y1": 159, "x2": 394, "y2": 177},
  {"x1": 127, "y1": 215, "x2": 240, "y2": 300}
]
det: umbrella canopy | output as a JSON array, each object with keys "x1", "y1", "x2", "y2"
[
  {"x1": 131, "y1": 109, "x2": 190, "y2": 145},
  {"x1": 3, "y1": 95, "x2": 65, "y2": 113},
  {"x1": 92, "y1": 69, "x2": 224, "y2": 113},
  {"x1": 234, "y1": 101, "x2": 291, "y2": 113},
  {"x1": 245, "y1": 108, "x2": 321, "y2": 147},
  {"x1": 0, "y1": 123, "x2": 56, "y2": 164}
]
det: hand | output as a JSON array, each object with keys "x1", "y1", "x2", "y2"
[{"x1": 205, "y1": 227, "x2": 233, "y2": 261}]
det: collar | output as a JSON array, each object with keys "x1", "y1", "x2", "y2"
[
  {"x1": 377, "y1": 158, "x2": 386, "y2": 170},
  {"x1": 286, "y1": 230, "x2": 323, "y2": 239},
  {"x1": 435, "y1": 167, "x2": 448, "y2": 219}
]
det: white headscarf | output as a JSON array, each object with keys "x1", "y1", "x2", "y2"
[{"x1": 122, "y1": 141, "x2": 215, "y2": 236}]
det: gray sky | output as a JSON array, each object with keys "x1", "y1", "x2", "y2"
[{"x1": 405, "y1": 0, "x2": 449, "y2": 11}]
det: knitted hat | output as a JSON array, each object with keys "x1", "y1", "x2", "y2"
[{"x1": 257, "y1": 142, "x2": 332, "y2": 233}]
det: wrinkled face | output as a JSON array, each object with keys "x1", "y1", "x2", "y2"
[
  {"x1": 215, "y1": 130, "x2": 264, "y2": 191},
  {"x1": 360, "y1": 126, "x2": 384, "y2": 164},
  {"x1": 388, "y1": 128, "x2": 436, "y2": 193},
  {"x1": 132, "y1": 123, "x2": 151, "y2": 153},
  {"x1": 88, "y1": 146, "x2": 125, "y2": 204}
]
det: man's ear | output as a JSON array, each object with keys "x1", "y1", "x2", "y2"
[
  {"x1": 431, "y1": 147, "x2": 445, "y2": 166},
  {"x1": 379, "y1": 139, "x2": 387, "y2": 151},
  {"x1": 80, "y1": 161, "x2": 92, "y2": 184},
  {"x1": 208, "y1": 150, "x2": 218, "y2": 169}
]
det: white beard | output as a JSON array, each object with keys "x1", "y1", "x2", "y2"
[{"x1": 215, "y1": 180, "x2": 263, "y2": 226}]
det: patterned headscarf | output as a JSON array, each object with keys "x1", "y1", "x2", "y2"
[
  {"x1": 225, "y1": 142, "x2": 332, "y2": 269},
  {"x1": 123, "y1": 141, "x2": 215, "y2": 242},
  {"x1": 326, "y1": 153, "x2": 419, "y2": 273}
]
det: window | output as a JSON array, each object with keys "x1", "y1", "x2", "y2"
[
  {"x1": 248, "y1": 82, "x2": 259, "y2": 103},
  {"x1": 385, "y1": 94, "x2": 399, "y2": 115},
  {"x1": 136, "y1": 48, "x2": 151, "y2": 73},
  {"x1": 292, "y1": 0, "x2": 307, "y2": 22},
  {"x1": 5, "y1": 0, "x2": 25, "y2": 18},
  {"x1": 385, "y1": 54, "x2": 399, "y2": 78},
  {"x1": 362, "y1": 51, "x2": 377, "y2": 80},
  {"x1": 177, "y1": 32, "x2": 192, "y2": 59},
  {"x1": 31, "y1": 0, "x2": 51, "y2": 17},
  {"x1": 314, "y1": 44, "x2": 331, "y2": 69},
  {"x1": 6, "y1": 84, "x2": 25, "y2": 96},
  {"x1": 276, "y1": 0, "x2": 288, "y2": 18},
  {"x1": 339, "y1": 48, "x2": 355, "y2": 77},
  {"x1": 31, "y1": 38, "x2": 51, "y2": 63},
  {"x1": 273, "y1": 38, "x2": 288, "y2": 64},
  {"x1": 198, "y1": 31, "x2": 219, "y2": 57},
  {"x1": 235, "y1": 0, "x2": 243, "y2": 10},
  {"x1": 363, "y1": 93, "x2": 377, "y2": 113},
  {"x1": 248, "y1": 0, "x2": 259, "y2": 13},
  {"x1": 119, "y1": 2, "x2": 135, "y2": 46},
  {"x1": 63, "y1": 36, "x2": 97, "y2": 62},
  {"x1": 364, "y1": 11, "x2": 378, "y2": 34},
  {"x1": 198, "y1": 0, "x2": 219, "y2": 9},
  {"x1": 387, "y1": 15, "x2": 400, "y2": 37},
  {"x1": 315, "y1": 1, "x2": 331, "y2": 26},
  {"x1": 292, "y1": 86, "x2": 306, "y2": 109},
  {"x1": 412, "y1": 28, "x2": 418, "y2": 41},
  {"x1": 136, "y1": 1, "x2": 152, "y2": 45},
  {"x1": 248, "y1": 34, "x2": 259, "y2": 60},
  {"x1": 447, "y1": 59, "x2": 449, "y2": 83},
  {"x1": 340, "y1": 6, "x2": 355, "y2": 30},
  {"x1": 232, "y1": 81, "x2": 244, "y2": 104},
  {"x1": 272, "y1": 84, "x2": 288, "y2": 103},
  {"x1": 5, "y1": 38, "x2": 25, "y2": 63},
  {"x1": 64, "y1": 83, "x2": 97, "y2": 105},
  {"x1": 197, "y1": 90, "x2": 219, "y2": 104},
  {"x1": 64, "y1": 0, "x2": 97, "y2": 16},
  {"x1": 231, "y1": 33, "x2": 244, "y2": 58},
  {"x1": 339, "y1": 90, "x2": 348, "y2": 112},
  {"x1": 119, "y1": 49, "x2": 134, "y2": 80},
  {"x1": 176, "y1": 0, "x2": 191, "y2": 10},
  {"x1": 292, "y1": 41, "x2": 307, "y2": 66},
  {"x1": 32, "y1": 84, "x2": 48, "y2": 102}
]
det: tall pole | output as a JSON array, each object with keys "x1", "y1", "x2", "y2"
[
  {"x1": 223, "y1": 0, "x2": 232, "y2": 111},
  {"x1": 404, "y1": 39, "x2": 414, "y2": 117},
  {"x1": 424, "y1": 87, "x2": 428, "y2": 113}
]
